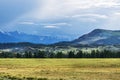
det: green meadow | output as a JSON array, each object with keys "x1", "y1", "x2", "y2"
[{"x1": 0, "y1": 59, "x2": 120, "y2": 80}]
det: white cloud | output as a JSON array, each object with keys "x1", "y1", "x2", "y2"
[
  {"x1": 64, "y1": 14, "x2": 108, "y2": 22},
  {"x1": 41, "y1": 22, "x2": 72, "y2": 29},
  {"x1": 62, "y1": 0, "x2": 120, "y2": 9},
  {"x1": 114, "y1": 12, "x2": 120, "y2": 16},
  {"x1": 26, "y1": 0, "x2": 120, "y2": 20},
  {"x1": 76, "y1": 18, "x2": 97, "y2": 22},
  {"x1": 19, "y1": 21, "x2": 36, "y2": 25},
  {"x1": 44, "y1": 25, "x2": 59, "y2": 29},
  {"x1": 102, "y1": 12, "x2": 120, "y2": 30},
  {"x1": 72, "y1": 14, "x2": 107, "y2": 19},
  {"x1": 50, "y1": 23, "x2": 71, "y2": 26},
  {"x1": 4, "y1": 0, "x2": 120, "y2": 33},
  {"x1": 41, "y1": 23, "x2": 71, "y2": 26}
]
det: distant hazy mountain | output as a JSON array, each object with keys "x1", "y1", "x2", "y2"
[
  {"x1": 72, "y1": 29, "x2": 120, "y2": 45},
  {"x1": 0, "y1": 30, "x2": 71, "y2": 44}
]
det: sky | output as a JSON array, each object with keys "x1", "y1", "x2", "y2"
[{"x1": 0, "y1": 0, "x2": 120, "y2": 38}]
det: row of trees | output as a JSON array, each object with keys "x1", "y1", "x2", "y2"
[{"x1": 0, "y1": 50, "x2": 120, "y2": 58}]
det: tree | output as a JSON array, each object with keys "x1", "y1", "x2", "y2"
[
  {"x1": 68, "y1": 51, "x2": 75, "y2": 58},
  {"x1": 49, "y1": 52, "x2": 55, "y2": 58},
  {"x1": 56, "y1": 52, "x2": 64, "y2": 58},
  {"x1": 91, "y1": 50, "x2": 96, "y2": 58},
  {"x1": 24, "y1": 51, "x2": 33, "y2": 58},
  {"x1": 116, "y1": 51, "x2": 120, "y2": 58},
  {"x1": 76, "y1": 50, "x2": 83, "y2": 58},
  {"x1": 95, "y1": 50, "x2": 100, "y2": 58},
  {"x1": 16, "y1": 53, "x2": 22, "y2": 58},
  {"x1": 38, "y1": 51, "x2": 46, "y2": 58}
]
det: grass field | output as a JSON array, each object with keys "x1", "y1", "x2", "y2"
[{"x1": 0, "y1": 59, "x2": 120, "y2": 80}]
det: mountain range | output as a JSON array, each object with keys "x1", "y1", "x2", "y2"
[
  {"x1": 55, "y1": 29, "x2": 120, "y2": 46},
  {"x1": 0, "y1": 30, "x2": 71, "y2": 44},
  {"x1": 0, "y1": 29, "x2": 120, "y2": 45}
]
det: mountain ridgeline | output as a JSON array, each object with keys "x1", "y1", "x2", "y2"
[
  {"x1": 0, "y1": 29, "x2": 120, "y2": 47},
  {"x1": 72, "y1": 29, "x2": 120, "y2": 45},
  {"x1": 0, "y1": 31, "x2": 70, "y2": 44},
  {"x1": 55, "y1": 29, "x2": 120, "y2": 46}
]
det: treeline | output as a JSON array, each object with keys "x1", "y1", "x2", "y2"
[{"x1": 0, "y1": 50, "x2": 120, "y2": 58}]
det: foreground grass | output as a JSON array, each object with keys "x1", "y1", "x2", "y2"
[{"x1": 0, "y1": 59, "x2": 120, "y2": 80}]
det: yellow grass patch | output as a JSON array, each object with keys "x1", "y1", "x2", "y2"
[{"x1": 0, "y1": 59, "x2": 120, "y2": 80}]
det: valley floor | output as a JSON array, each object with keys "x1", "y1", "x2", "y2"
[{"x1": 0, "y1": 59, "x2": 120, "y2": 80}]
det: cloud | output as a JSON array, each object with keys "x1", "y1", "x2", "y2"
[
  {"x1": 68, "y1": 14, "x2": 108, "y2": 22},
  {"x1": 101, "y1": 12, "x2": 120, "y2": 30},
  {"x1": 19, "y1": 21, "x2": 36, "y2": 25},
  {"x1": 50, "y1": 23, "x2": 71, "y2": 26},
  {"x1": 41, "y1": 22, "x2": 72, "y2": 29},
  {"x1": 25, "y1": 0, "x2": 120, "y2": 20},
  {"x1": 71, "y1": 14, "x2": 108, "y2": 19},
  {"x1": 114, "y1": 12, "x2": 120, "y2": 15},
  {"x1": 4, "y1": 0, "x2": 120, "y2": 25},
  {"x1": 41, "y1": 23, "x2": 71, "y2": 26},
  {"x1": 1, "y1": 0, "x2": 120, "y2": 36},
  {"x1": 44, "y1": 25, "x2": 59, "y2": 29}
]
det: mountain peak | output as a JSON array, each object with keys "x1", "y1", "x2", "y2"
[
  {"x1": 91, "y1": 29, "x2": 110, "y2": 33},
  {"x1": 72, "y1": 29, "x2": 120, "y2": 45},
  {"x1": 93, "y1": 29, "x2": 105, "y2": 31}
]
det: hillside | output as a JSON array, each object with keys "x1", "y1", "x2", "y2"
[{"x1": 72, "y1": 29, "x2": 120, "y2": 45}]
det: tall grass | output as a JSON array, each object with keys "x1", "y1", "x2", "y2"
[{"x1": 0, "y1": 59, "x2": 120, "y2": 80}]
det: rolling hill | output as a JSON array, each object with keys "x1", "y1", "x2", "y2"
[{"x1": 72, "y1": 29, "x2": 120, "y2": 45}]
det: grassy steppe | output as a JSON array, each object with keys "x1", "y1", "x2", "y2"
[{"x1": 0, "y1": 59, "x2": 120, "y2": 80}]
